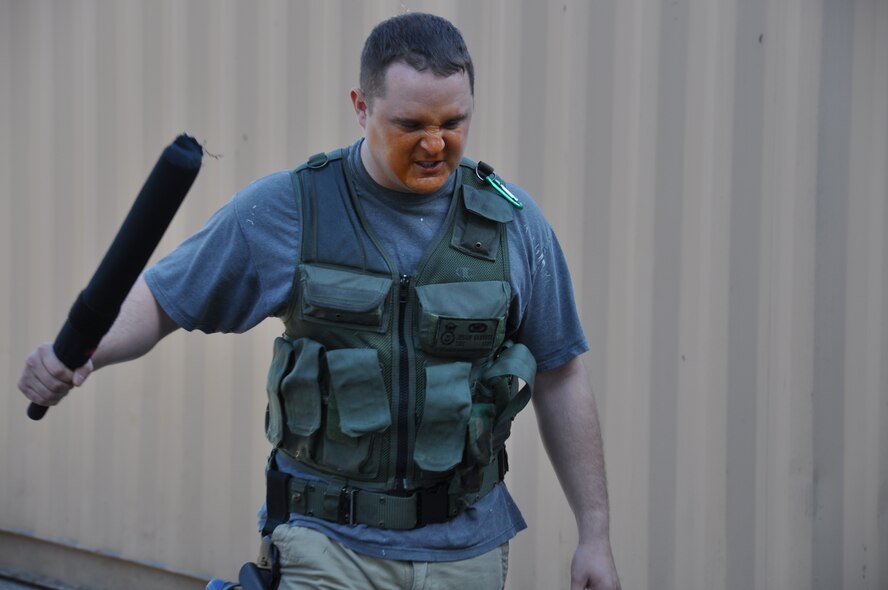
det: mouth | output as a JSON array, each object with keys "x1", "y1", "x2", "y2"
[{"x1": 415, "y1": 160, "x2": 444, "y2": 172}]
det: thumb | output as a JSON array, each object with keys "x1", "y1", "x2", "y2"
[{"x1": 72, "y1": 359, "x2": 95, "y2": 387}]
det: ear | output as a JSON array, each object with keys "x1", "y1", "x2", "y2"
[{"x1": 350, "y1": 88, "x2": 369, "y2": 129}]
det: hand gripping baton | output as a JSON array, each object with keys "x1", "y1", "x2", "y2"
[{"x1": 27, "y1": 134, "x2": 203, "y2": 420}]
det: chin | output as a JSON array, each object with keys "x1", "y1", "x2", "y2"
[
  {"x1": 406, "y1": 178, "x2": 448, "y2": 194},
  {"x1": 405, "y1": 167, "x2": 456, "y2": 193}
]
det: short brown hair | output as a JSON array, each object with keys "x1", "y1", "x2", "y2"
[{"x1": 360, "y1": 13, "x2": 475, "y2": 103}]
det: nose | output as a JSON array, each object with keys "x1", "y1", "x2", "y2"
[{"x1": 420, "y1": 130, "x2": 445, "y2": 155}]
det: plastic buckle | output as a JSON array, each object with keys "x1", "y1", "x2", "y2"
[
  {"x1": 475, "y1": 160, "x2": 495, "y2": 181},
  {"x1": 306, "y1": 152, "x2": 329, "y2": 169},
  {"x1": 337, "y1": 487, "x2": 357, "y2": 525}
]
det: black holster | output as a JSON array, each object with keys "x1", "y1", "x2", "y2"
[{"x1": 238, "y1": 562, "x2": 274, "y2": 590}]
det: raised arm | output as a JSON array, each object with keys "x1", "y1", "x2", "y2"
[
  {"x1": 533, "y1": 355, "x2": 620, "y2": 590},
  {"x1": 18, "y1": 275, "x2": 178, "y2": 408}
]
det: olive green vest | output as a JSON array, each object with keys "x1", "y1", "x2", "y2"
[{"x1": 265, "y1": 149, "x2": 536, "y2": 502}]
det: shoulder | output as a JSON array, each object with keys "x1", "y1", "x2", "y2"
[
  {"x1": 498, "y1": 180, "x2": 556, "y2": 254},
  {"x1": 504, "y1": 182, "x2": 546, "y2": 224},
  {"x1": 233, "y1": 170, "x2": 296, "y2": 206},
  {"x1": 226, "y1": 170, "x2": 300, "y2": 228},
  {"x1": 459, "y1": 159, "x2": 550, "y2": 231},
  {"x1": 455, "y1": 161, "x2": 557, "y2": 273}
]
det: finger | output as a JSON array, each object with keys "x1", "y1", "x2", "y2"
[
  {"x1": 19, "y1": 366, "x2": 68, "y2": 406},
  {"x1": 30, "y1": 358, "x2": 74, "y2": 399},
  {"x1": 72, "y1": 359, "x2": 94, "y2": 387},
  {"x1": 17, "y1": 377, "x2": 60, "y2": 407},
  {"x1": 37, "y1": 343, "x2": 76, "y2": 384},
  {"x1": 569, "y1": 572, "x2": 585, "y2": 590},
  {"x1": 19, "y1": 345, "x2": 74, "y2": 404}
]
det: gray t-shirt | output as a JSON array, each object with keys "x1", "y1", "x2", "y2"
[{"x1": 144, "y1": 139, "x2": 588, "y2": 561}]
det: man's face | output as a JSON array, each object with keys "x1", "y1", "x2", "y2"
[{"x1": 351, "y1": 62, "x2": 474, "y2": 194}]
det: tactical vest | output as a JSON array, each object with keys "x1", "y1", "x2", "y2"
[{"x1": 263, "y1": 148, "x2": 536, "y2": 530}]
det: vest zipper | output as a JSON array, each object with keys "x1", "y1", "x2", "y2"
[{"x1": 395, "y1": 274, "x2": 412, "y2": 491}]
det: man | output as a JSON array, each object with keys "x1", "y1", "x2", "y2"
[{"x1": 18, "y1": 12, "x2": 619, "y2": 590}]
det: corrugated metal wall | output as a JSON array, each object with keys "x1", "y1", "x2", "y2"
[{"x1": 1, "y1": 1, "x2": 886, "y2": 589}]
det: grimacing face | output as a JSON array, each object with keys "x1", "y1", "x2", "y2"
[{"x1": 351, "y1": 62, "x2": 474, "y2": 194}]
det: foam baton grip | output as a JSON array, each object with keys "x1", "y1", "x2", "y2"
[{"x1": 27, "y1": 134, "x2": 203, "y2": 420}]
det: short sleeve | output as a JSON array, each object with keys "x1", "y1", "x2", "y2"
[
  {"x1": 144, "y1": 171, "x2": 300, "y2": 334},
  {"x1": 504, "y1": 186, "x2": 589, "y2": 373}
]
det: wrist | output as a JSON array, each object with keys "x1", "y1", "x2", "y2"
[{"x1": 576, "y1": 509, "x2": 611, "y2": 544}]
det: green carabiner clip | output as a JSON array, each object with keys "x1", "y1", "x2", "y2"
[{"x1": 476, "y1": 161, "x2": 524, "y2": 209}]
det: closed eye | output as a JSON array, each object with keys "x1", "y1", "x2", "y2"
[
  {"x1": 392, "y1": 118, "x2": 422, "y2": 131},
  {"x1": 391, "y1": 114, "x2": 468, "y2": 132}
]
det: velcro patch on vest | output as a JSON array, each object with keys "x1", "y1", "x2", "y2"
[{"x1": 432, "y1": 317, "x2": 500, "y2": 354}]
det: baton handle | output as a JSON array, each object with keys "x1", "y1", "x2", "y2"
[{"x1": 28, "y1": 134, "x2": 202, "y2": 420}]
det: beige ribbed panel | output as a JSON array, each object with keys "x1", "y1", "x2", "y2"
[{"x1": 1, "y1": 1, "x2": 887, "y2": 589}]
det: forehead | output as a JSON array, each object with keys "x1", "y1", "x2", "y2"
[{"x1": 373, "y1": 62, "x2": 473, "y2": 117}]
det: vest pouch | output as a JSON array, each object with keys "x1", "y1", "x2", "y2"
[
  {"x1": 266, "y1": 337, "x2": 325, "y2": 459},
  {"x1": 317, "y1": 348, "x2": 391, "y2": 478},
  {"x1": 280, "y1": 338, "x2": 325, "y2": 436},
  {"x1": 299, "y1": 264, "x2": 392, "y2": 333},
  {"x1": 265, "y1": 336, "x2": 292, "y2": 446},
  {"x1": 451, "y1": 184, "x2": 515, "y2": 261},
  {"x1": 414, "y1": 362, "x2": 473, "y2": 472},
  {"x1": 416, "y1": 281, "x2": 510, "y2": 358}
]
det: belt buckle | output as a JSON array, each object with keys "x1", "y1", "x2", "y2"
[{"x1": 337, "y1": 486, "x2": 357, "y2": 525}]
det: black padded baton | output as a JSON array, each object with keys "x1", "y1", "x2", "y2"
[{"x1": 27, "y1": 134, "x2": 203, "y2": 420}]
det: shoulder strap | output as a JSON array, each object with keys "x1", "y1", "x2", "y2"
[{"x1": 289, "y1": 146, "x2": 389, "y2": 273}]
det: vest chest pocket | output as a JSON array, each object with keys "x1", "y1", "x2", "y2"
[
  {"x1": 298, "y1": 264, "x2": 392, "y2": 332},
  {"x1": 416, "y1": 281, "x2": 511, "y2": 358}
]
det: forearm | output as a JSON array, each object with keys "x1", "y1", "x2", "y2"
[
  {"x1": 533, "y1": 356, "x2": 611, "y2": 542},
  {"x1": 90, "y1": 275, "x2": 179, "y2": 370},
  {"x1": 19, "y1": 274, "x2": 179, "y2": 407}
]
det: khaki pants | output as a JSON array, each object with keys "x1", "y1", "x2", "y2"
[{"x1": 270, "y1": 525, "x2": 509, "y2": 590}]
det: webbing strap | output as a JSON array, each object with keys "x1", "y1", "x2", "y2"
[
  {"x1": 274, "y1": 455, "x2": 503, "y2": 530},
  {"x1": 263, "y1": 467, "x2": 291, "y2": 537},
  {"x1": 484, "y1": 343, "x2": 537, "y2": 449}
]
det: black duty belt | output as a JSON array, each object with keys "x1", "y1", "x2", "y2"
[{"x1": 262, "y1": 452, "x2": 507, "y2": 535}]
